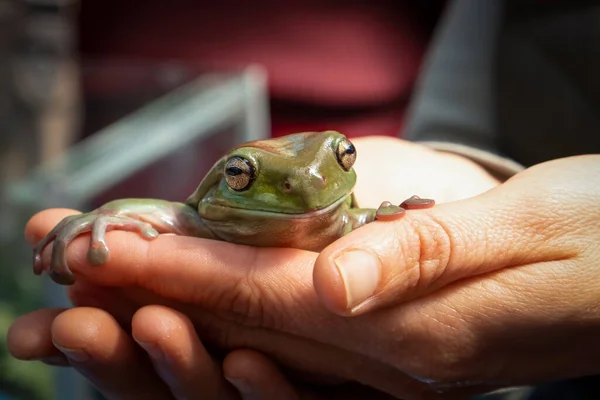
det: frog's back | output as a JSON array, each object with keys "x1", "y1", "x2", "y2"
[{"x1": 234, "y1": 131, "x2": 338, "y2": 157}]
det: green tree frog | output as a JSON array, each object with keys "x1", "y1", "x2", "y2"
[{"x1": 33, "y1": 131, "x2": 434, "y2": 285}]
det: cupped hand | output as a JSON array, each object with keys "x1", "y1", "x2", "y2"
[
  {"x1": 313, "y1": 154, "x2": 600, "y2": 382},
  {"x1": 6, "y1": 300, "x2": 265, "y2": 400},
  {"x1": 8, "y1": 299, "x2": 393, "y2": 400},
  {"x1": 19, "y1": 139, "x2": 588, "y2": 399},
  {"x1": 9, "y1": 135, "x2": 501, "y2": 400},
  {"x1": 15, "y1": 207, "x2": 492, "y2": 399}
]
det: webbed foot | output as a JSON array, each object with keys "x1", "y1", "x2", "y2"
[{"x1": 33, "y1": 211, "x2": 159, "y2": 285}]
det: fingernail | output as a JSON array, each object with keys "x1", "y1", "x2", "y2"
[
  {"x1": 225, "y1": 377, "x2": 254, "y2": 398},
  {"x1": 35, "y1": 356, "x2": 70, "y2": 366},
  {"x1": 333, "y1": 250, "x2": 381, "y2": 310},
  {"x1": 135, "y1": 340, "x2": 176, "y2": 384},
  {"x1": 135, "y1": 340, "x2": 165, "y2": 362},
  {"x1": 55, "y1": 346, "x2": 90, "y2": 363}
]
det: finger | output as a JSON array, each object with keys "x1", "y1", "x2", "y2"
[
  {"x1": 222, "y1": 349, "x2": 422, "y2": 400},
  {"x1": 7, "y1": 308, "x2": 69, "y2": 366},
  {"x1": 51, "y1": 307, "x2": 173, "y2": 400},
  {"x1": 314, "y1": 158, "x2": 590, "y2": 315},
  {"x1": 70, "y1": 284, "x2": 242, "y2": 398},
  {"x1": 223, "y1": 349, "x2": 305, "y2": 400},
  {"x1": 25, "y1": 208, "x2": 81, "y2": 245},
  {"x1": 373, "y1": 256, "x2": 600, "y2": 388},
  {"x1": 120, "y1": 288, "x2": 433, "y2": 400},
  {"x1": 30, "y1": 205, "x2": 466, "y2": 396},
  {"x1": 67, "y1": 281, "x2": 141, "y2": 331},
  {"x1": 37, "y1": 226, "x2": 325, "y2": 334},
  {"x1": 29, "y1": 209, "x2": 460, "y2": 397},
  {"x1": 30, "y1": 209, "x2": 407, "y2": 388},
  {"x1": 131, "y1": 305, "x2": 238, "y2": 399}
]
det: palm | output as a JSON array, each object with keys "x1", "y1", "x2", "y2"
[{"x1": 351, "y1": 136, "x2": 499, "y2": 207}]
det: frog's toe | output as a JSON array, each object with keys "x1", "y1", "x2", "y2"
[
  {"x1": 33, "y1": 246, "x2": 45, "y2": 275},
  {"x1": 140, "y1": 223, "x2": 159, "y2": 239},
  {"x1": 375, "y1": 201, "x2": 407, "y2": 221},
  {"x1": 49, "y1": 269, "x2": 75, "y2": 285},
  {"x1": 104, "y1": 216, "x2": 159, "y2": 240},
  {"x1": 400, "y1": 195, "x2": 435, "y2": 209},
  {"x1": 46, "y1": 216, "x2": 95, "y2": 285},
  {"x1": 49, "y1": 238, "x2": 76, "y2": 285},
  {"x1": 87, "y1": 242, "x2": 109, "y2": 266},
  {"x1": 85, "y1": 217, "x2": 158, "y2": 267},
  {"x1": 32, "y1": 222, "x2": 67, "y2": 275}
]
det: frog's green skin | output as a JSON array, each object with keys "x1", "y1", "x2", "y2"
[{"x1": 33, "y1": 131, "x2": 434, "y2": 285}]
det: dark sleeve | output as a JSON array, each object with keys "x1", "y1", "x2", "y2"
[{"x1": 402, "y1": 0, "x2": 525, "y2": 180}]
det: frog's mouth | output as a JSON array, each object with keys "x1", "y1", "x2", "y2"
[{"x1": 202, "y1": 193, "x2": 350, "y2": 220}]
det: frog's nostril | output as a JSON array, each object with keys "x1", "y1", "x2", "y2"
[{"x1": 283, "y1": 180, "x2": 292, "y2": 192}]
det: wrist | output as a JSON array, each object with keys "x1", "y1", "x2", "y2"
[{"x1": 417, "y1": 140, "x2": 525, "y2": 182}]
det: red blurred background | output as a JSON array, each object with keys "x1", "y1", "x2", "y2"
[{"x1": 79, "y1": 1, "x2": 445, "y2": 138}]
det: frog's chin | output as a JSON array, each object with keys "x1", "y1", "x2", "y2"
[{"x1": 201, "y1": 193, "x2": 351, "y2": 220}]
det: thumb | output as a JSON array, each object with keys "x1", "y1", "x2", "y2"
[{"x1": 313, "y1": 157, "x2": 588, "y2": 316}]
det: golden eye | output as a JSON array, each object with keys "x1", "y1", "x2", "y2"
[
  {"x1": 224, "y1": 156, "x2": 256, "y2": 191},
  {"x1": 335, "y1": 138, "x2": 356, "y2": 171}
]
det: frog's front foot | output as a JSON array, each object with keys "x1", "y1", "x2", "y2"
[
  {"x1": 33, "y1": 211, "x2": 159, "y2": 285},
  {"x1": 375, "y1": 195, "x2": 435, "y2": 222}
]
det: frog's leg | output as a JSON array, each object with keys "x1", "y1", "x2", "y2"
[
  {"x1": 345, "y1": 208, "x2": 377, "y2": 234},
  {"x1": 375, "y1": 195, "x2": 435, "y2": 222},
  {"x1": 33, "y1": 199, "x2": 215, "y2": 285}
]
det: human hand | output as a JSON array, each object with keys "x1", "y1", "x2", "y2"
[
  {"x1": 9, "y1": 135, "x2": 501, "y2": 400},
  {"x1": 6, "y1": 302, "x2": 265, "y2": 400},
  {"x1": 8, "y1": 301, "x2": 392, "y2": 400},
  {"x1": 29, "y1": 155, "x2": 600, "y2": 395},
  {"x1": 16, "y1": 204, "x2": 494, "y2": 399},
  {"x1": 312, "y1": 154, "x2": 600, "y2": 384},
  {"x1": 8, "y1": 140, "x2": 528, "y2": 400}
]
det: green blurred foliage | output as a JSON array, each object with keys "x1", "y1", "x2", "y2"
[{"x1": 1, "y1": 236, "x2": 55, "y2": 400}]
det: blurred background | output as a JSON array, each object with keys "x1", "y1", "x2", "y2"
[{"x1": 0, "y1": 1, "x2": 444, "y2": 399}]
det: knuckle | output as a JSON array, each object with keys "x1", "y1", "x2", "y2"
[
  {"x1": 389, "y1": 215, "x2": 453, "y2": 296},
  {"x1": 227, "y1": 275, "x2": 268, "y2": 328},
  {"x1": 212, "y1": 250, "x2": 287, "y2": 330}
]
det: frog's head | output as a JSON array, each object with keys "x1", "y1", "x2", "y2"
[{"x1": 186, "y1": 131, "x2": 357, "y2": 216}]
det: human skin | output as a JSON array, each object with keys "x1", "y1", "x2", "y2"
[
  {"x1": 11, "y1": 136, "x2": 500, "y2": 400},
  {"x1": 26, "y1": 137, "x2": 600, "y2": 399},
  {"x1": 10, "y1": 304, "x2": 397, "y2": 400}
]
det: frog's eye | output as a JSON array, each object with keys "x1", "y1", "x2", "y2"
[
  {"x1": 224, "y1": 156, "x2": 256, "y2": 191},
  {"x1": 335, "y1": 138, "x2": 357, "y2": 171}
]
